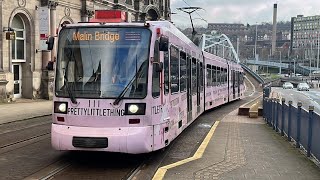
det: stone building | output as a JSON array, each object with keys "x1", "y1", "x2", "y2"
[
  {"x1": 0, "y1": 0, "x2": 171, "y2": 102},
  {"x1": 290, "y1": 15, "x2": 320, "y2": 64}
]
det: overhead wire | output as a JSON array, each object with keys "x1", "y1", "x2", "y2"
[{"x1": 180, "y1": 0, "x2": 206, "y2": 21}]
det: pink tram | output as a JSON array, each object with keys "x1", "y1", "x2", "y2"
[{"x1": 49, "y1": 18, "x2": 244, "y2": 154}]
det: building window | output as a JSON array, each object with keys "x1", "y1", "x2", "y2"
[{"x1": 11, "y1": 14, "x2": 25, "y2": 62}]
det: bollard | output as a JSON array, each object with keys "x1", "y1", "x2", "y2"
[
  {"x1": 281, "y1": 98, "x2": 285, "y2": 136},
  {"x1": 296, "y1": 102, "x2": 302, "y2": 148},
  {"x1": 288, "y1": 100, "x2": 293, "y2": 141},
  {"x1": 307, "y1": 106, "x2": 314, "y2": 157}
]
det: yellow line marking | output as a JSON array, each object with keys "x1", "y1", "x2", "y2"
[{"x1": 152, "y1": 121, "x2": 220, "y2": 180}]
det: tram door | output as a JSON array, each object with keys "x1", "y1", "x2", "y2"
[{"x1": 187, "y1": 55, "x2": 192, "y2": 123}]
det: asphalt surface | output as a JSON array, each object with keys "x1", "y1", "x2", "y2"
[{"x1": 271, "y1": 87, "x2": 320, "y2": 114}]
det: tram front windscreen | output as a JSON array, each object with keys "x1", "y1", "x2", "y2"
[{"x1": 55, "y1": 27, "x2": 151, "y2": 99}]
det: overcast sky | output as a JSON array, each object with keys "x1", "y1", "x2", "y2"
[{"x1": 170, "y1": 0, "x2": 320, "y2": 28}]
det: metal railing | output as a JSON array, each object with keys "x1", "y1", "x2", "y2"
[
  {"x1": 263, "y1": 97, "x2": 320, "y2": 162},
  {"x1": 240, "y1": 62, "x2": 265, "y2": 84}
]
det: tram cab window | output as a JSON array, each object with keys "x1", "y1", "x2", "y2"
[
  {"x1": 152, "y1": 41, "x2": 160, "y2": 97},
  {"x1": 164, "y1": 51, "x2": 169, "y2": 95},
  {"x1": 170, "y1": 46, "x2": 179, "y2": 93}
]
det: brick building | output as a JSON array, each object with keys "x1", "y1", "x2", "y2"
[{"x1": 0, "y1": 0, "x2": 171, "y2": 102}]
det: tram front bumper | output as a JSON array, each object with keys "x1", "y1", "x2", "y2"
[{"x1": 51, "y1": 124, "x2": 153, "y2": 154}]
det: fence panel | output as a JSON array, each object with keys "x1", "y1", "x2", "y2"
[
  {"x1": 277, "y1": 102, "x2": 282, "y2": 132},
  {"x1": 283, "y1": 104, "x2": 289, "y2": 136},
  {"x1": 300, "y1": 109, "x2": 310, "y2": 150},
  {"x1": 290, "y1": 107, "x2": 298, "y2": 141},
  {"x1": 311, "y1": 113, "x2": 320, "y2": 160}
]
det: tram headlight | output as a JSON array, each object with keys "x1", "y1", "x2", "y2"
[
  {"x1": 124, "y1": 103, "x2": 146, "y2": 115},
  {"x1": 54, "y1": 101, "x2": 68, "y2": 114},
  {"x1": 129, "y1": 105, "x2": 139, "y2": 113}
]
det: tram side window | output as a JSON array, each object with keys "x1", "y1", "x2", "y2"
[
  {"x1": 199, "y1": 62, "x2": 203, "y2": 91},
  {"x1": 239, "y1": 72, "x2": 244, "y2": 84},
  {"x1": 212, "y1": 65, "x2": 216, "y2": 86},
  {"x1": 217, "y1": 66, "x2": 221, "y2": 86},
  {"x1": 170, "y1": 46, "x2": 179, "y2": 93},
  {"x1": 225, "y1": 68, "x2": 228, "y2": 83},
  {"x1": 152, "y1": 41, "x2": 160, "y2": 97},
  {"x1": 222, "y1": 68, "x2": 226, "y2": 84},
  {"x1": 180, "y1": 51, "x2": 187, "y2": 92},
  {"x1": 164, "y1": 51, "x2": 169, "y2": 95},
  {"x1": 192, "y1": 58, "x2": 197, "y2": 94},
  {"x1": 235, "y1": 71, "x2": 238, "y2": 87},
  {"x1": 207, "y1": 64, "x2": 211, "y2": 87},
  {"x1": 221, "y1": 68, "x2": 224, "y2": 84}
]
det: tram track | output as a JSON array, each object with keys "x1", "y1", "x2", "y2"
[
  {"x1": 26, "y1": 156, "x2": 146, "y2": 180},
  {"x1": 0, "y1": 115, "x2": 51, "y2": 135},
  {"x1": 0, "y1": 132, "x2": 50, "y2": 154},
  {"x1": 0, "y1": 117, "x2": 51, "y2": 154}
]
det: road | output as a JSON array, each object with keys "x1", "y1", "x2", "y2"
[
  {"x1": 271, "y1": 87, "x2": 320, "y2": 114},
  {"x1": 0, "y1": 78, "x2": 261, "y2": 180}
]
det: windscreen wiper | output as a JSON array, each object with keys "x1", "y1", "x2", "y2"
[
  {"x1": 113, "y1": 72, "x2": 139, "y2": 105},
  {"x1": 64, "y1": 72, "x2": 77, "y2": 104},
  {"x1": 64, "y1": 48, "x2": 77, "y2": 104},
  {"x1": 113, "y1": 60, "x2": 146, "y2": 105}
]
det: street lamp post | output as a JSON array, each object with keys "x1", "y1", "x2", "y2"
[
  {"x1": 254, "y1": 23, "x2": 258, "y2": 60},
  {"x1": 279, "y1": 51, "x2": 282, "y2": 74},
  {"x1": 317, "y1": 20, "x2": 320, "y2": 70}
]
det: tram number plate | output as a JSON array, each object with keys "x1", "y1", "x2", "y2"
[{"x1": 72, "y1": 137, "x2": 108, "y2": 148}]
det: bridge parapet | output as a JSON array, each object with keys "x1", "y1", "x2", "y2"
[{"x1": 246, "y1": 60, "x2": 289, "y2": 68}]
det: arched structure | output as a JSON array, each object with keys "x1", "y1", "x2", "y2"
[
  {"x1": 8, "y1": 8, "x2": 35, "y2": 99},
  {"x1": 199, "y1": 33, "x2": 240, "y2": 63},
  {"x1": 143, "y1": 5, "x2": 160, "y2": 21}
]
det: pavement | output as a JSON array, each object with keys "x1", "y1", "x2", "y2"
[
  {"x1": 0, "y1": 99, "x2": 52, "y2": 124},
  {"x1": 154, "y1": 102, "x2": 320, "y2": 180},
  {"x1": 1, "y1": 98, "x2": 320, "y2": 179}
]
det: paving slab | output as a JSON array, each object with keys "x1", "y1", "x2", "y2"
[
  {"x1": 0, "y1": 99, "x2": 52, "y2": 124},
  {"x1": 163, "y1": 109, "x2": 320, "y2": 180}
]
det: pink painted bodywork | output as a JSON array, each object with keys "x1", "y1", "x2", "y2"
[{"x1": 51, "y1": 21, "x2": 245, "y2": 154}]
